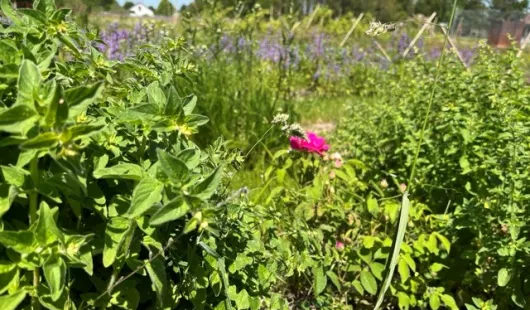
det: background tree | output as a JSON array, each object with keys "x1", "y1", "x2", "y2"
[
  {"x1": 123, "y1": 1, "x2": 134, "y2": 10},
  {"x1": 491, "y1": 0, "x2": 529, "y2": 11},
  {"x1": 157, "y1": 0, "x2": 175, "y2": 16}
]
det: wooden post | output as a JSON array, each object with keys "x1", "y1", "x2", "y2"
[
  {"x1": 305, "y1": 3, "x2": 320, "y2": 29},
  {"x1": 339, "y1": 13, "x2": 365, "y2": 48},
  {"x1": 441, "y1": 26, "x2": 469, "y2": 70},
  {"x1": 374, "y1": 40, "x2": 391, "y2": 62},
  {"x1": 402, "y1": 12, "x2": 437, "y2": 58}
]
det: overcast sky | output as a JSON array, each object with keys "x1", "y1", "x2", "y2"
[{"x1": 117, "y1": 0, "x2": 194, "y2": 9}]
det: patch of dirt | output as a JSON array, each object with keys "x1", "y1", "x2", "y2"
[{"x1": 304, "y1": 121, "x2": 336, "y2": 134}]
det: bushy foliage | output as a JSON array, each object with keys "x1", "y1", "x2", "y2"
[{"x1": 335, "y1": 46, "x2": 530, "y2": 308}]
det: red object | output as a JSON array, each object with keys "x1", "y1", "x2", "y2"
[
  {"x1": 290, "y1": 131, "x2": 329, "y2": 156},
  {"x1": 488, "y1": 19, "x2": 525, "y2": 48}
]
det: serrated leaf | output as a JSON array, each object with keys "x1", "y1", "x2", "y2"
[
  {"x1": 43, "y1": 255, "x2": 66, "y2": 301},
  {"x1": 360, "y1": 270, "x2": 377, "y2": 295},
  {"x1": 126, "y1": 178, "x2": 163, "y2": 219},
  {"x1": 312, "y1": 266, "x2": 326, "y2": 296}
]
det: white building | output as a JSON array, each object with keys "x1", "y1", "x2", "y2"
[{"x1": 129, "y1": 4, "x2": 155, "y2": 17}]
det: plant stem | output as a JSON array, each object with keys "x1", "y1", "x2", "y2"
[
  {"x1": 29, "y1": 156, "x2": 40, "y2": 310},
  {"x1": 408, "y1": 0, "x2": 459, "y2": 188}
]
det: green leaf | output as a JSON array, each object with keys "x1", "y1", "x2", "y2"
[
  {"x1": 64, "y1": 82, "x2": 103, "y2": 119},
  {"x1": 0, "y1": 290, "x2": 27, "y2": 310},
  {"x1": 0, "y1": 105, "x2": 36, "y2": 133},
  {"x1": 149, "y1": 197, "x2": 189, "y2": 226},
  {"x1": 312, "y1": 266, "x2": 327, "y2": 297},
  {"x1": 217, "y1": 258, "x2": 233, "y2": 310},
  {"x1": 0, "y1": 263, "x2": 17, "y2": 295},
  {"x1": 497, "y1": 268, "x2": 511, "y2": 287},
  {"x1": 192, "y1": 166, "x2": 222, "y2": 200},
  {"x1": 177, "y1": 148, "x2": 201, "y2": 170},
  {"x1": 360, "y1": 270, "x2": 377, "y2": 295},
  {"x1": 369, "y1": 262, "x2": 385, "y2": 281},
  {"x1": 1, "y1": 0, "x2": 23, "y2": 24},
  {"x1": 43, "y1": 255, "x2": 66, "y2": 301},
  {"x1": 19, "y1": 9, "x2": 47, "y2": 24},
  {"x1": 62, "y1": 123, "x2": 105, "y2": 142},
  {"x1": 20, "y1": 132, "x2": 59, "y2": 150},
  {"x1": 398, "y1": 257, "x2": 410, "y2": 283},
  {"x1": 0, "y1": 230, "x2": 36, "y2": 254},
  {"x1": 1, "y1": 165, "x2": 28, "y2": 187},
  {"x1": 441, "y1": 294, "x2": 459, "y2": 310},
  {"x1": 182, "y1": 95, "x2": 197, "y2": 115},
  {"x1": 93, "y1": 163, "x2": 144, "y2": 180},
  {"x1": 164, "y1": 86, "x2": 184, "y2": 116},
  {"x1": 429, "y1": 294, "x2": 441, "y2": 310},
  {"x1": 433, "y1": 232, "x2": 451, "y2": 253},
  {"x1": 185, "y1": 114, "x2": 209, "y2": 127},
  {"x1": 125, "y1": 178, "x2": 163, "y2": 219},
  {"x1": 374, "y1": 193, "x2": 410, "y2": 309},
  {"x1": 146, "y1": 82, "x2": 166, "y2": 111},
  {"x1": 35, "y1": 201, "x2": 64, "y2": 246},
  {"x1": 157, "y1": 149, "x2": 189, "y2": 183},
  {"x1": 145, "y1": 256, "x2": 171, "y2": 308},
  {"x1": 397, "y1": 292, "x2": 410, "y2": 310},
  {"x1": 326, "y1": 270, "x2": 341, "y2": 290},
  {"x1": 43, "y1": 83, "x2": 68, "y2": 128},
  {"x1": 352, "y1": 280, "x2": 364, "y2": 294},
  {"x1": 103, "y1": 217, "x2": 133, "y2": 268},
  {"x1": 367, "y1": 195, "x2": 379, "y2": 217},
  {"x1": 16, "y1": 59, "x2": 41, "y2": 107},
  {"x1": 402, "y1": 253, "x2": 416, "y2": 271}
]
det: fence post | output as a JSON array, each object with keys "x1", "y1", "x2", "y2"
[
  {"x1": 339, "y1": 13, "x2": 364, "y2": 48},
  {"x1": 402, "y1": 12, "x2": 437, "y2": 58}
]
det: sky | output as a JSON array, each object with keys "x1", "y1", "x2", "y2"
[{"x1": 117, "y1": 0, "x2": 194, "y2": 9}]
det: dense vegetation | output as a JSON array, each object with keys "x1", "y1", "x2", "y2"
[{"x1": 1, "y1": 0, "x2": 530, "y2": 309}]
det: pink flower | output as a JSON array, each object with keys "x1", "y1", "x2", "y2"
[
  {"x1": 289, "y1": 131, "x2": 329, "y2": 155},
  {"x1": 334, "y1": 159, "x2": 343, "y2": 168},
  {"x1": 400, "y1": 183, "x2": 407, "y2": 193},
  {"x1": 335, "y1": 241, "x2": 345, "y2": 251}
]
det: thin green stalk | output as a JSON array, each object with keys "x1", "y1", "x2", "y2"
[
  {"x1": 408, "y1": 2, "x2": 458, "y2": 188},
  {"x1": 29, "y1": 156, "x2": 40, "y2": 310},
  {"x1": 374, "y1": 2, "x2": 459, "y2": 309}
]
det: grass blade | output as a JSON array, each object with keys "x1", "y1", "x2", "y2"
[{"x1": 373, "y1": 192, "x2": 410, "y2": 310}]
